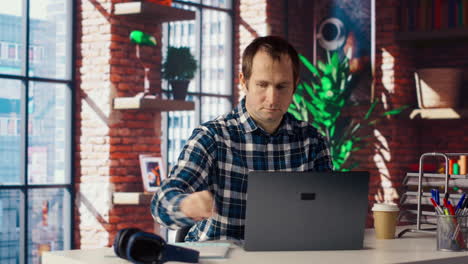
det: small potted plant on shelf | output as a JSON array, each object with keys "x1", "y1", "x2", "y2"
[{"x1": 162, "y1": 46, "x2": 197, "y2": 101}]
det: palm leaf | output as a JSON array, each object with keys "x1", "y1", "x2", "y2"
[
  {"x1": 299, "y1": 54, "x2": 319, "y2": 76},
  {"x1": 289, "y1": 52, "x2": 404, "y2": 171}
]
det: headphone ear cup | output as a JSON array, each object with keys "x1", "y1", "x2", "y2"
[
  {"x1": 113, "y1": 228, "x2": 142, "y2": 259},
  {"x1": 126, "y1": 231, "x2": 165, "y2": 263}
]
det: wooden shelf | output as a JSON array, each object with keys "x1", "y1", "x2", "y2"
[
  {"x1": 114, "y1": 97, "x2": 195, "y2": 111},
  {"x1": 113, "y1": 192, "x2": 154, "y2": 205},
  {"x1": 409, "y1": 108, "x2": 468, "y2": 119},
  {"x1": 114, "y1": 1, "x2": 195, "y2": 22},
  {"x1": 396, "y1": 29, "x2": 468, "y2": 42}
]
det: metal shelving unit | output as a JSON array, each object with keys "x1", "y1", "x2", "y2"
[{"x1": 398, "y1": 152, "x2": 468, "y2": 238}]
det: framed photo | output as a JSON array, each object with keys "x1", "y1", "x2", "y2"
[{"x1": 139, "y1": 155, "x2": 166, "y2": 192}]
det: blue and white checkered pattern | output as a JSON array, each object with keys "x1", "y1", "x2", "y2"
[{"x1": 151, "y1": 98, "x2": 333, "y2": 241}]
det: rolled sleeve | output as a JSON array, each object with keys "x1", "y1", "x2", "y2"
[{"x1": 151, "y1": 127, "x2": 216, "y2": 229}]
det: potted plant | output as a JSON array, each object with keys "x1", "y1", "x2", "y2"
[
  {"x1": 288, "y1": 52, "x2": 408, "y2": 171},
  {"x1": 162, "y1": 46, "x2": 197, "y2": 101}
]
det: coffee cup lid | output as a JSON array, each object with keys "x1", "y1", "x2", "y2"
[{"x1": 372, "y1": 203, "x2": 399, "y2": 212}]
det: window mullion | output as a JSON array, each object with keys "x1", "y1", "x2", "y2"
[
  {"x1": 20, "y1": 0, "x2": 30, "y2": 263},
  {"x1": 197, "y1": 6, "x2": 203, "y2": 124},
  {"x1": 19, "y1": 190, "x2": 26, "y2": 264}
]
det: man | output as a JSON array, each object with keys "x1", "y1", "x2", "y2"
[{"x1": 151, "y1": 36, "x2": 333, "y2": 242}]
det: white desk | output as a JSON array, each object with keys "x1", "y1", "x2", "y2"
[{"x1": 43, "y1": 227, "x2": 468, "y2": 264}]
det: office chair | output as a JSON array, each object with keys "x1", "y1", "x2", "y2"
[{"x1": 175, "y1": 226, "x2": 191, "y2": 242}]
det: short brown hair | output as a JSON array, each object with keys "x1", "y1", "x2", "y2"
[{"x1": 241, "y1": 36, "x2": 300, "y2": 85}]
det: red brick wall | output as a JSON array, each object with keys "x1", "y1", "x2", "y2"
[
  {"x1": 234, "y1": 0, "x2": 315, "y2": 103},
  {"x1": 365, "y1": 0, "x2": 419, "y2": 226},
  {"x1": 234, "y1": 0, "x2": 268, "y2": 103},
  {"x1": 284, "y1": 0, "x2": 315, "y2": 61},
  {"x1": 76, "y1": 0, "x2": 161, "y2": 248},
  {"x1": 265, "y1": 0, "x2": 286, "y2": 37},
  {"x1": 368, "y1": 0, "x2": 468, "y2": 226}
]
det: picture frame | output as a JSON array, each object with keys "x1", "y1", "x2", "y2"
[
  {"x1": 139, "y1": 155, "x2": 166, "y2": 192},
  {"x1": 313, "y1": 0, "x2": 374, "y2": 103}
]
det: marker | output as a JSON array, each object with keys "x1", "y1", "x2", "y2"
[
  {"x1": 443, "y1": 196, "x2": 450, "y2": 209},
  {"x1": 448, "y1": 203, "x2": 456, "y2": 216}
]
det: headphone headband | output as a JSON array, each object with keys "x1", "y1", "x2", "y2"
[{"x1": 114, "y1": 228, "x2": 199, "y2": 264}]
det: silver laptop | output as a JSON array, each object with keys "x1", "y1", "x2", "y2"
[{"x1": 244, "y1": 171, "x2": 370, "y2": 251}]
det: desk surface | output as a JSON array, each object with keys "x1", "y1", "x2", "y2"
[{"x1": 43, "y1": 227, "x2": 468, "y2": 264}]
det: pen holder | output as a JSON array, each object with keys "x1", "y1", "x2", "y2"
[{"x1": 436, "y1": 215, "x2": 468, "y2": 251}]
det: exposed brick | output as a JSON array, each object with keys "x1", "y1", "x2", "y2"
[
  {"x1": 76, "y1": 0, "x2": 162, "y2": 249},
  {"x1": 110, "y1": 176, "x2": 140, "y2": 183}
]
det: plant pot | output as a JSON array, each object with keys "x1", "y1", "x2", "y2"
[
  {"x1": 170, "y1": 80, "x2": 190, "y2": 101},
  {"x1": 414, "y1": 68, "x2": 463, "y2": 109}
]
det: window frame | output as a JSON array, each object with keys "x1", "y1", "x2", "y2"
[
  {"x1": 0, "y1": 0, "x2": 76, "y2": 263},
  {"x1": 160, "y1": 0, "x2": 235, "y2": 241}
]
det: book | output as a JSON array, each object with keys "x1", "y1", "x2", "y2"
[
  {"x1": 401, "y1": 0, "x2": 408, "y2": 31},
  {"x1": 409, "y1": 0, "x2": 416, "y2": 31},
  {"x1": 428, "y1": 0, "x2": 434, "y2": 30},
  {"x1": 465, "y1": 0, "x2": 468, "y2": 26},
  {"x1": 459, "y1": 0, "x2": 464, "y2": 27},
  {"x1": 172, "y1": 242, "x2": 231, "y2": 259},
  {"x1": 420, "y1": 0, "x2": 427, "y2": 30},
  {"x1": 440, "y1": 0, "x2": 449, "y2": 29},
  {"x1": 449, "y1": 0, "x2": 457, "y2": 28},
  {"x1": 435, "y1": 0, "x2": 442, "y2": 29}
]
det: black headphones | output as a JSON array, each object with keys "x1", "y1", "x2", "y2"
[{"x1": 113, "y1": 228, "x2": 199, "y2": 264}]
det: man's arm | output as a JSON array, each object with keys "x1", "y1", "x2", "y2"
[{"x1": 150, "y1": 127, "x2": 216, "y2": 229}]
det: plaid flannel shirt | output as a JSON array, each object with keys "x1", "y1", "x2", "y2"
[{"x1": 151, "y1": 98, "x2": 333, "y2": 241}]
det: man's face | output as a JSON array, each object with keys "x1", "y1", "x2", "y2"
[{"x1": 240, "y1": 50, "x2": 295, "y2": 132}]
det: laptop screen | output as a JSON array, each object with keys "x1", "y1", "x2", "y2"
[{"x1": 244, "y1": 171, "x2": 370, "y2": 251}]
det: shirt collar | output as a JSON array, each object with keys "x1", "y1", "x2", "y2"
[
  {"x1": 237, "y1": 97, "x2": 258, "y2": 133},
  {"x1": 236, "y1": 98, "x2": 296, "y2": 136}
]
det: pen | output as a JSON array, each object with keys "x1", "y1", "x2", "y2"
[
  {"x1": 431, "y1": 189, "x2": 438, "y2": 205},
  {"x1": 430, "y1": 198, "x2": 444, "y2": 215},
  {"x1": 462, "y1": 198, "x2": 468, "y2": 216},
  {"x1": 435, "y1": 189, "x2": 440, "y2": 206},
  {"x1": 455, "y1": 193, "x2": 466, "y2": 214}
]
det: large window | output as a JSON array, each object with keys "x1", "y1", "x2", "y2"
[
  {"x1": 0, "y1": 0, "x2": 73, "y2": 263},
  {"x1": 161, "y1": 0, "x2": 233, "y2": 241}
]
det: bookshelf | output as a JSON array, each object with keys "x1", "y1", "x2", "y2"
[
  {"x1": 399, "y1": 1, "x2": 468, "y2": 120},
  {"x1": 399, "y1": 0, "x2": 468, "y2": 33}
]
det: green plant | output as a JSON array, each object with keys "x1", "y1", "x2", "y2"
[
  {"x1": 162, "y1": 46, "x2": 197, "y2": 81},
  {"x1": 288, "y1": 52, "x2": 407, "y2": 171}
]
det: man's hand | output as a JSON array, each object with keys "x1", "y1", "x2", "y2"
[{"x1": 180, "y1": 190, "x2": 216, "y2": 221}]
